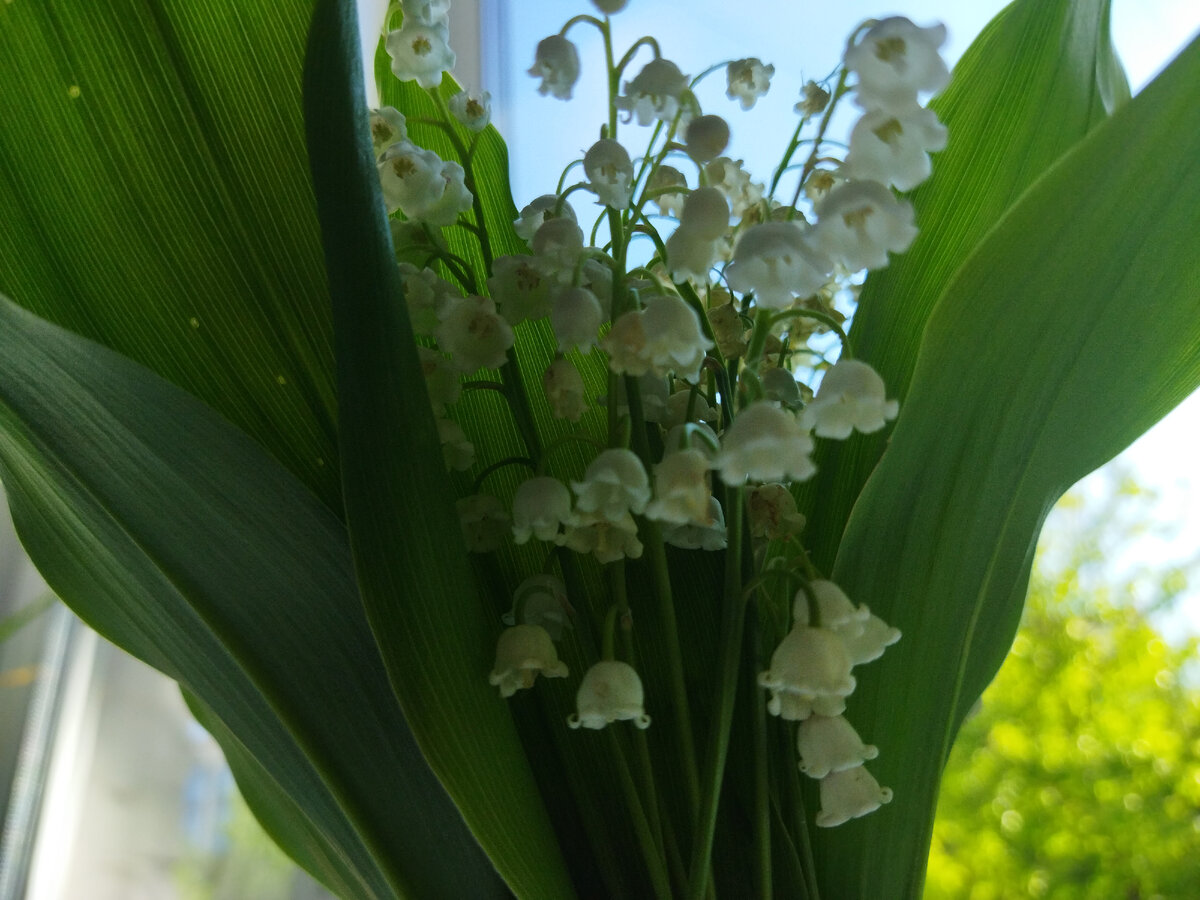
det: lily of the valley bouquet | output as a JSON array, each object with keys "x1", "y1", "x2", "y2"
[{"x1": 0, "y1": 0, "x2": 1196, "y2": 897}]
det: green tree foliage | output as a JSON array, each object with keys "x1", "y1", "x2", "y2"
[{"x1": 927, "y1": 481, "x2": 1200, "y2": 899}]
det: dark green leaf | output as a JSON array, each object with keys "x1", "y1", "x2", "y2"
[
  {"x1": 802, "y1": 0, "x2": 1130, "y2": 570},
  {"x1": 814, "y1": 33, "x2": 1200, "y2": 899},
  {"x1": 0, "y1": 0, "x2": 339, "y2": 507},
  {"x1": 0, "y1": 293, "x2": 504, "y2": 899},
  {"x1": 303, "y1": 2, "x2": 574, "y2": 897}
]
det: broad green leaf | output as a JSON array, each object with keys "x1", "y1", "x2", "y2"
[
  {"x1": 813, "y1": 34, "x2": 1200, "y2": 899},
  {"x1": 802, "y1": 0, "x2": 1129, "y2": 570},
  {"x1": 303, "y1": 2, "x2": 574, "y2": 897},
  {"x1": 0, "y1": 294, "x2": 506, "y2": 899},
  {"x1": 0, "y1": 0, "x2": 339, "y2": 508}
]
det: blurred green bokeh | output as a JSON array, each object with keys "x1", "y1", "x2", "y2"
[{"x1": 927, "y1": 479, "x2": 1200, "y2": 899}]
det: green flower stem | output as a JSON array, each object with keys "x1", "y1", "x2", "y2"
[
  {"x1": 746, "y1": 598, "x2": 772, "y2": 900},
  {"x1": 606, "y1": 728, "x2": 674, "y2": 900},
  {"x1": 499, "y1": 350, "x2": 543, "y2": 459},
  {"x1": 789, "y1": 68, "x2": 850, "y2": 212},
  {"x1": 779, "y1": 726, "x2": 821, "y2": 900},
  {"x1": 624, "y1": 377, "x2": 702, "y2": 821},
  {"x1": 602, "y1": 18, "x2": 619, "y2": 139},
  {"x1": 687, "y1": 485, "x2": 747, "y2": 899}
]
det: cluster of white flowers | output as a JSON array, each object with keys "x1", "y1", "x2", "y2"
[
  {"x1": 374, "y1": 0, "x2": 948, "y2": 832},
  {"x1": 758, "y1": 580, "x2": 900, "y2": 825}
]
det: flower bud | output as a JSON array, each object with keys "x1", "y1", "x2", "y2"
[
  {"x1": 584, "y1": 139, "x2": 635, "y2": 209},
  {"x1": 684, "y1": 115, "x2": 730, "y2": 163}
]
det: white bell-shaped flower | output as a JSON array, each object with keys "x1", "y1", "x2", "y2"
[
  {"x1": 835, "y1": 612, "x2": 901, "y2": 666},
  {"x1": 457, "y1": 494, "x2": 510, "y2": 553},
  {"x1": 369, "y1": 107, "x2": 408, "y2": 157},
  {"x1": 561, "y1": 511, "x2": 644, "y2": 563},
  {"x1": 529, "y1": 35, "x2": 581, "y2": 100},
  {"x1": 641, "y1": 294, "x2": 714, "y2": 377},
  {"x1": 417, "y1": 346, "x2": 461, "y2": 416},
  {"x1": 726, "y1": 58, "x2": 775, "y2": 110},
  {"x1": 531, "y1": 217, "x2": 586, "y2": 284},
  {"x1": 796, "y1": 715, "x2": 879, "y2": 778},
  {"x1": 436, "y1": 295, "x2": 514, "y2": 372},
  {"x1": 616, "y1": 58, "x2": 689, "y2": 126},
  {"x1": 489, "y1": 255, "x2": 551, "y2": 325},
  {"x1": 712, "y1": 402, "x2": 816, "y2": 485},
  {"x1": 662, "y1": 496, "x2": 727, "y2": 550},
  {"x1": 666, "y1": 228, "x2": 719, "y2": 284},
  {"x1": 514, "y1": 574, "x2": 572, "y2": 641},
  {"x1": 747, "y1": 483, "x2": 806, "y2": 540},
  {"x1": 489, "y1": 624, "x2": 569, "y2": 698},
  {"x1": 761, "y1": 366, "x2": 802, "y2": 409},
  {"x1": 767, "y1": 690, "x2": 846, "y2": 721},
  {"x1": 378, "y1": 141, "x2": 445, "y2": 216},
  {"x1": 704, "y1": 157, "x2": 764, "y2": 217},
  {"x1": 514, "y1": 194, "x2": 577, "y2": 244},
  {"x1": 815, "y1": 180, "x2": 918, "y2": 272},
  {"x1": 684, "y1": 115, "x2": 731, "y2": 163},
  {"x1": 815, "y1": 766, "x2": 893, "y2": 828},
  {"x1": 679, "y1": 187, "x2": 730, "y2": 240},
  {"x1": 801, "y1": 358, "x2": 899, "y2": 438},
  {"x1": 448, "y1": 89, "x2": 492, "y2": 132},
  {"x1": 436, "y1": 417, "x2": 474, "y2": 471},
  {"x1": 418, "y1": 160, "x2": 473, "y2": 228},
  {"x1": 648, "y1": 165, "x2": 688, "y2": 218},
  {"x1": 543, "y1": 357, "x2": 587, "y2": 422},
  {"x1": 663, "y1": 389, "x2": 717, "y2": 431},
  {"x1": 551, "y1": 286, "x2": 604, "y2": 352},
  {"x1": 584, "y1": 139, "x2": 634, "y2": 209},
  {"x1": 402, "y1": 0, "x2": 450, "y2": 27},
  {"x1": 571, "y1": 448, "x2": 650, "y2": 521},
  {"x1": 581, "y1": 258, "x2": 615, "y2": 318},
  {"x1": 758, "y1": 625, "x2": 856, "y2": 700},
  {"x1": 399, "y1": 262, "x2": 461, "y2": 336},
  {"x1": 568, "y1": 661, "x2": 651, "y2": 729},
  {"x1": 645, "y1": 449, "x2": 712, "y2": 525},
  {"x1": 512, "y1": 476, "x2": 573, "y2": 544},
  {"x1": 725, "y1": 222, "x2": 832, "y2": 309},
  {"x1": 845, "y1": 106, "x2": 948, "y2": 192},
  {"x1": 844, "y1": 16, "x2": 950, "y2": 113},
  {"x1": 793, "y1": 580, "x2": 870, "y2": 632},
  {"x1": 796, "y1": 80, "x2": 831, "y2": 116},
  {"x1": 385, "y1": 22, "x2": 455, "y2": 89}
]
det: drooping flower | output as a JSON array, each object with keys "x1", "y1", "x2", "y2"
[
  {"x1": 385, "y1": 22, "x2": 456, "y2": 89},
  {"x1": 725, "y1": 222, "x2": 832, "y2": 309},
  {"x1": 726, "y1": 57, "x2": 775, "y2": 109},
  {"x1": 645, "y1": 449, "x2": 712, "y2": 525},
  {"x1": 551, "y1": 286, "x2": 604, "y2": 352},
  {"x1": 448, "y1": 89, "x2": 493, "y2": 132},
  {"x1": 604, "y1": 294, "x2": 713, "y2": 378},
  {"x1": 591, "y1": 0, "x2": 628, "y2": 13},
  {"x1": 796, "y1": 715, "x2": 879, "y2": 778},
  {"x1": 417, "y1": 346, "x2": 461, "y2": 416},
  {"x1": 761, "y1": 366, "x2": 803, "y2": 409},
  {"x1": 401, "y1": 0, "x2": 450, "y2": 27},
  {"x1": 616, "y1": 58, "x2": 689, "y2": 126},
  {"x1": 746, "y1": 483, "x2": 807, "y2": 540},
  {"x1": 768, "y1": 691, "x2": 846, "y2": 721},
  {"x1": 758, "y1": 625, "x2": 856, "y2": 702},
  {"x1": 570, "y1": 448, "x2": 651, "y2": 522},
  {"x1": 514, "y1": 194, "x2": 578, "y2": 244},
  {"x1": 836, "y1": 612, "x2": 901, "y2": 666},
  {"x1": 568, "y1": 661, "x2": 651, "y2": 729},
  {"x1": 513, "y1": 574, "x2": 572, "y2": 641},
  {"x1": 795, "y1": 80, "x2": 831, "y2": 116},
  {"x1": 793, "y1": 580, "x2": 870, "y2": 632},
  {"x1": 844, "y1": 16, "x2": 950, "y2": 113},
  {"x1": 489, "y1": 255, "x2": 552, "y2": 325},
  {"x1": 815, "y1": 766, "x2": 894, "y2": 827},
  {"x1": 377, "y1": 142, "x2": 472, "y2": 226},
  {"x1": 684, "y1": 114, "x2": 730, "y2": 163},
  {"x1": 368, "y1": 107, "x2": 408, "y2": 157},
  {"x1": 845, "y1": 106, "x2": 948, "y2": 192},
  {"x1": 543, "y1": 357, "x2": 587, "y2": 421},
  {"x1": 560, "y1": 511, "x2": 644, "y2": 563},
  {"x1": 648, "y1": 165, "x2": 688, "y2": 218},
  {"x1": 679, "y1": 187, "x2": 730, "y2": 240},
  {"x1": 529, "y1": 35, "x2": 581, "y2": 100},
  {"x1": 815, "y1": 180, "x2": 918, "y2": 271},
  {"x1": 488, "y1": 625, "x2": 569, "y2": 698},
  {"x1": 512, "y1": 476, "x2": 573, "y2": 544},
  {"x1": 800, "y1": 358, "x2": 899, "y2": 438},
  {"x1": 662, "y1": 496, "x2": 727, "y2": 550},
  {"x1": 584, "y1": 139, "x2": 635, "y2": 209},
  {"x1": 435, "y1": 295, "x2": 514, "y2": 372},
  {"x1": 704, "y1": 157, "x2": 765, "y2": 217},
  {"x1": 712, "y1": 402, "x2": 816, "y2": 484},
  {"x1": 531, "y1": 217, "x2": 586, "y2": 284},
  {"x1": 398, "y1": 262, "x2": 461, "y2": 335},
  {"x1": 456, "y1": 494, "x2": 511, "y2": 553}
]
